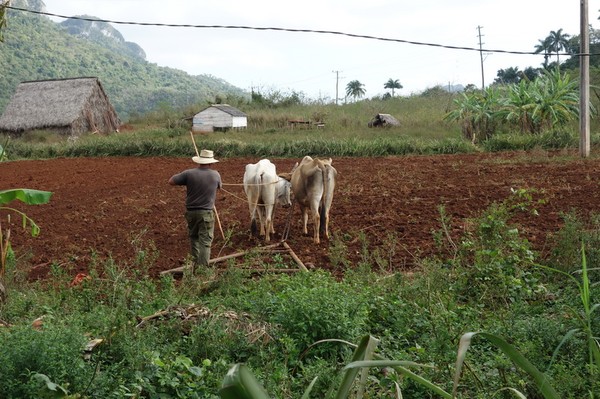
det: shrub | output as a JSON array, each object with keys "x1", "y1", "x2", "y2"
[
  {"x1": 136, "y1": 353, "x2": 226, "y2": 399},
  {"x1": 0, "y1": 324, "x2": 90, "y2": 398},
  {"x1": 443, "y1": 190, "x2": 547, "y2": 308},
  {"x1": 260, "y1": 271, "x2": 370, "y2": 357},
  {"x1": 549, "y1": 210, "x2": 600, "y2": 274}
]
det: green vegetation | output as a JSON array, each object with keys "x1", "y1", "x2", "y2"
[
  {"x1": 0, "y1": 5, "x2": 246, "y2": 120},
  {"x1": 0, "y1": 188, "x2": 53, "y2": 302},
  {"x1": 0, "y1": 190, "x2": 598, "y2": 397},
  {"x1": 445, "y1": 69, "x2": 580, "y2": 143}
]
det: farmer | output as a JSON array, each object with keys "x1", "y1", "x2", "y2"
[{"x1": 168, "y1": 149, "x2": 221, "y2": 270}]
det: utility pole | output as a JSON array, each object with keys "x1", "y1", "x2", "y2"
[
  {"x1": 477, "y1": 26, "x2": 485, "y2": 91},
  {"x1": 580, "y1": 0, "x2": 590, "y2": 157},
  {"x1": 332, "y1": 70, "x2": 341, "y2": 105}
]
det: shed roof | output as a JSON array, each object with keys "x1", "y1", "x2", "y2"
[
  {"x1": 0, "y1": 77, "x2": 119, "y2": 132},
  {"x1": 377, "y1": 113, "x2": 400, "y2": 125},
  {"x1": 200, "y1": 104, "x2": 247, "y2": 117}
]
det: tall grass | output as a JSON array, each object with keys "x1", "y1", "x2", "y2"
[{"x1": 5, "y1": 131, "x2": 477, "y2": 159}]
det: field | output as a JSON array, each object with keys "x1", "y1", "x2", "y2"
[{"x1": 3, "y1": 149, "x2": 600, "y2": 280}]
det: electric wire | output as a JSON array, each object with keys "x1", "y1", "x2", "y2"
[{"x1": 5, "y1": 5, "x2": 590, "y2": 57}]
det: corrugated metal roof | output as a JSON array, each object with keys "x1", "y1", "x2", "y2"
[{"x1": 203, "y1": 104, "x2": 247, "y2": 117}]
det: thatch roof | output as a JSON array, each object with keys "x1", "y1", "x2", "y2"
[
  {"x1": 0, "y1": 77, "x2": 120, "y2": 135},
  {"x1": 368, "y1": 113, "x2": 400, "y2": 128}
]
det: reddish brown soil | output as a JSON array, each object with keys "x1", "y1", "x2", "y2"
[{"x1": 3, "y1": 150, "x2": 600, "y2": 280}]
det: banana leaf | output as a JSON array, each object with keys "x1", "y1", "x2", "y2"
[
  {"x1": 0, "y1": 189, "x2": 53, "y2": 205},
  {"x1": 219, "y1": 363, "x2": 270, "y2": 399}
]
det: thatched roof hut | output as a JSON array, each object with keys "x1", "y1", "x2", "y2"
[
  {"x1": 0, "y1": 77, "x2": 120, "y2": 136},
  {"x1": 368, "y1": 113, "x2": 400, "y2": 128}
]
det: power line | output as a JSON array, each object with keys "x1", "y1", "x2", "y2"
[{"x1": 6, "y1": 5, "x2": 586, "y2": 57}]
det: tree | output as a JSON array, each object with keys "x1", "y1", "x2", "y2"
[
  {"x1": 383, "y1": 78, "x2": 403, "y2": 97},
  {"x1": 522, "y1": 66, "x2": 541, "y2": 82},
  {"x1": 0, "y1": 0, "x2": 8, "y2": 43},
  {"x1": 494, "y1": 67, "x2": 521, "y2": 85},
  {"x1": 561, "y1": 26, "x2": 600, "y2": 69},
  {"x1": 534, "y1": 37, "x2": 553, "y2": 68},
  {"x1": 494, "y1": 67, "x2": 541, "y2": 85},
  {"x1": 547, "y1": 29, "x2": 571, "y2": 66},
  {"x1": 345, "y1": 80, "x2": 365, "y2": 101}
]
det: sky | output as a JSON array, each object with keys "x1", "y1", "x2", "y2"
[{"x1": 38, "y1": 0, "x2": 600, "y2": 101}]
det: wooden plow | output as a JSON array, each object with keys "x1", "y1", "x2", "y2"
[{"x1": 160, "y1": 240, "x2": 309, "y2": 276}]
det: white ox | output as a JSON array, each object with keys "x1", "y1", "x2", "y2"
[
  {"x1": 290, "y1": 156, "x2": 337, "y2": 244},
  {"x1": 243, "y1": 159, "x2": 292, "y2": 242}
]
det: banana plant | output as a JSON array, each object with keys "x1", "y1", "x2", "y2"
[
  {"x1": 219, "y1": 335, "x2": 449, "y2": 399},
  {"x1": 219, "y1": 330, "x2": 562, "y2": 398},
  {"x1": 219, "y1": 364, "x2": 270, "y2": 399},
  {"x1": 0, "y1": 188, "x2": 53, "y2": 301}
]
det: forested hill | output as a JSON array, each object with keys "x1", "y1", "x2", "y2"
[{"x1": 0, "y1": 4, "x2": 247, "y2": 120}]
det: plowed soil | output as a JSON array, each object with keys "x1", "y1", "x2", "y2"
[{"x1": 3, "y1": 150, "x2": 600, "y2": 280}]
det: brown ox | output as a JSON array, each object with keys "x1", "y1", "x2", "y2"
[{"x1": 290, "y1": 156, "x2": 337, "y2": 244}]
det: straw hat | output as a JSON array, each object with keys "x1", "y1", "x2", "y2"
[{"x1": 192, "y1": 149, "x2": 219, "y2": 164}]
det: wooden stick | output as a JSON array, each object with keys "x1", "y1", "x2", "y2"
[
  {"x1": 189, "y1": 130, "x2": 200, "y2": 157},
  {"x1": 282, "y1": 241, "x2": 309, "y2": 272},
  {"x1": 213, "y1": 205, "x2": 225, "y2": 240},
  {"x1": 242, "y1": 268, "x2": 302, "y2": 274},
  {"x1": 135, "y1": 310, "x2": 170, "y2": 328}
]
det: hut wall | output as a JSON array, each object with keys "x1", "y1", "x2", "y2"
[
  {"x1": 231, "y1": 116, "x2": 247, "y2": 128},
  {"x1": 193, "y1": 108, "x2": 233, "y2": 128}
]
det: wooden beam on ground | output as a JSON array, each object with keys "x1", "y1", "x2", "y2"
[
  {"x1": 160, "y1": 242, "x2": 283, "y2": 275},
  {"x1": 282, "y1": 241, "x2": 309, "y2": 272},
  {"x1": 240, "y1": 268, "x2": 302, "y2": 274}
]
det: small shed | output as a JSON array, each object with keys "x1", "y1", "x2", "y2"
[
  {"x1": 368, "y1": 113, "x2": 400, "y2": 128},
  {"x1": 0, "y1": 77, "x2": 120, "y2": 136},
  {"x1": 192, "y1": 104, "x2": 247, "y2": 133}
]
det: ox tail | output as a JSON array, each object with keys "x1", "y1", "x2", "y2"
[
  {"x1": 319, "y1": 203, "x2": 327, "y2": 236},
  {"x1": 319, "y1": 164, "x2": 336, "y2": 237}
]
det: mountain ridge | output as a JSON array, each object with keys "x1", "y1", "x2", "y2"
[{"x1": 0, "y1": 1, "x2": 248, "y2": 121}]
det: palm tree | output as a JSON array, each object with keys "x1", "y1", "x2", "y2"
[
  {"x1": 534, "y1": 37, "x2": 552, "y2": 68},
  {"x1": 547, "y1": 29, "x2": 571, "y2": 66},
  {"x1": 345, "y1": 80, "x2": 366, "y2": 102},
  {"x1": 384, "y1": 79, "x2": 403, "y2": 97}
]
